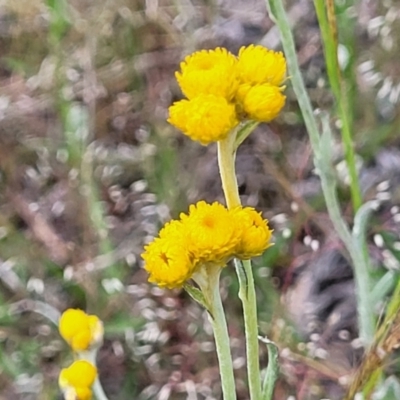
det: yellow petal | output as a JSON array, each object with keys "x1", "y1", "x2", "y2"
[
  {"x1": 182, "y1": 201, "x2": 241, "y2": 264},
  {"x1": 237, "y1": 45, "x2": 286, "y2": 87},
  {"x1": 237, "y1": 83, "x2": 286, "y2": 122},
  {"x1": 59, "y1": 360, "x2": 97, "y2": 400},
  {"x1": 232, "y1": 207, "x2": 273, "y2": 259},
  {"x1": 168, "y1": 95, "x2": 239, "y2": 145},
  {"x1": 176, "y1": 47, "x2": 239, "y2": 100},
  {"x1": 142, "y1": 220, "x2": 197, "y2": 288},
  {"x1": 59, "y1": 309, "x2": 103, "y2": 351}
]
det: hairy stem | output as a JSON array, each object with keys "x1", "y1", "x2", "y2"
[
  {"x1": 218, "y1": 129, "x2": 262, "y2": 399},
  {"x1": 205, "y1": 268, "x2": 237, "y2": 400},
  {"x1": 265, "y1": 0, "x2": 374, "y2": 344},
  {"x1": 234, "y1": 259, "x2": 262, "y2": 400}
]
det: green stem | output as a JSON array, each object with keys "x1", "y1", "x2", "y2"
[
  {"x1": 79, "y1": 350, "x2": 110, "y2": 400},
  {"x1": 265, "y1": 0, "x2": 320, "y2": 151},
  {"x1": 313, "y1": 0, "x2": 362, "y2": 211},
  {"x1": 218, "y1": 130, "x2": 262, "y2": 399},
  {"x1": 234, "y1": 260, "x2": 262, "y2": 400},
  {"x1": 265, "y1": 0, "x2": 375, "y2": 345},
  {"x1": 339, "y1": 101, "x2": 362, "y2": 211},
  {"x1": 217, "y1": 134, "x2": 241, "y2": 208},
  {"x1": 318, "y1": 112, "x2": 375, "y2": 344},
  {"x1": 351, "y1": 200, "x2": 380, "y2": 343},
  {"x1": 205, "y1": 269, "x2": 237, "y2": 400},
  {"x1": 92, "y1": 377, "x2": 109, "y2": 400}
]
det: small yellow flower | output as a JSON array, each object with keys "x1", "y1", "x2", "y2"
[
  {"x1": 59, "y1": 360, "x2": 97, "y2": 400},
  {"x1": 142, "y1": 220, "x2": 197, "y2": 289},
  {"x1": 181, "y1": 201, "x2": 241, "y2": 264},
  {"x1": 237, "y1": 83, "x2": 286, "y2": 122},
  {"x1": 59, "y1": 309, "x2": 103, "y2": 352},
  {"x1": 168, "y1": 95, "x2": 239, "y2": 145},
  {"x1": 233, "y1": 207, "x2": 273, "y2": 259},
  {"x1": 176, "y1": 47, "x2": 238, "y2": 100},
  {"x1": 237, "y1": 45, "x2": 286, "y2": 87}
]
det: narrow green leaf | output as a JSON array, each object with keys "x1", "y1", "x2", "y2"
[
  {"x1": 371, "y1": 270, "x2": 397, "y2": 305},
  {"x1": 234, "y1": 259, "x2": 249, "y2": 299},
  {"x1": 260, "y1": 336, "x2": 279, "y2": 400},
  {"x1": 183, "y1": 284, "x2": 211, "y2": 315},
  {"x1": 234, "y1": 120, "x2": 259, "y2": 150}
]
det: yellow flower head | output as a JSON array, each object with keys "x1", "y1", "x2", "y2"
[
  {"x1": 142, "y1": 220, "x2": 197, "y2": 289},
  {"x1": 143, "y1": 202, "x2": 274, "y2": 289},
  {"x1": 176, "y1": 47, "x2": 238, "y2": 100},
  {"x1": 233, "y1": 207, "x2": 273, "y2": 259},
  {"x1": 59, "y1": 360, "x2": 97, "y2": 400},
  {"x1": 59, "y1": 309, "x2": 103, "y2": 352},
  {"x1": 168, "y1": 95, "x2": 239, "y2": 145},
  {"x1": 237, "y1": 45, "x2": 286, "y2": 87},
  {"x1": 237, "y1": 83, "x2": 286, "y2": 122},
  {"x1": 181, "y1": 201, "x2": 241, "y2": 264}
]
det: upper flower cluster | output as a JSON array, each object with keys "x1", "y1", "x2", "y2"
[
  {"x1": 168, "y1": 45, "x2": 286, "y2": 145},
  {"x1": 141, "y1": 201, "x2": 273, "y2": 288},
  {"x1": 59, "y1": 309, "x2": 104, "y2": 352}
]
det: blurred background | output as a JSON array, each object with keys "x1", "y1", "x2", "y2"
[{"x1": 1, "y1": 0, "x2": 400, "y2": 398}]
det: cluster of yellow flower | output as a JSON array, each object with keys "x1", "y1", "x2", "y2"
[
  {"x1": 59, "y1": 308, "x2": 104, "y2": 352},
  {"x1": 58, "y1": 309, "x2": 104, "y2": 400},
  {"x1": 142, "y1": 201, "x2": 272, "y2": 288},
  {"x1": 168, "y1": 45, "x2": 286, "y2": 145},
  {"x1": 59, "y1": 360, "x2": 97, "y2": 400}
]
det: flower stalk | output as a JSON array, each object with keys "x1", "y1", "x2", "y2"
[
  {"x1": 218, "y1": 126, "x2": 262, "y2": 400},
  {"x1": 196, "y1": 266, "x2": 237, "y2": 400},
  {"x1": 208, "y1": 285, "x2": 237, "y2": 400},
  {"x1": 234, "y1": 259, "x2": 262, "y2": 400},
  {"x1": 81, "y1": 349, "x2": 110, "y2": 400},
  {"x1": 217, "y1": 133, "x2": 241, "y2": 208}
]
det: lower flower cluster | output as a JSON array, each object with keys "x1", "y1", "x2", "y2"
[
  {"x1": 59, "y1": 360, "x2": 97, "y2": 400},
  {"x1": 142, "y1": 201, "x2": 273, "y2": 288}
]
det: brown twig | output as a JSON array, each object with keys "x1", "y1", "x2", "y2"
[{"x1": 7, "y1": 190, "x2": 70, "y2": 265}]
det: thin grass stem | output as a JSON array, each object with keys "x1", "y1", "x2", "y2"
[
  {"x1": 313, "y1": 0, "x2": 362, "y2": 212},
  {"x1": 264, "y1": 0, "x2": 375, "y2": 344}
]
